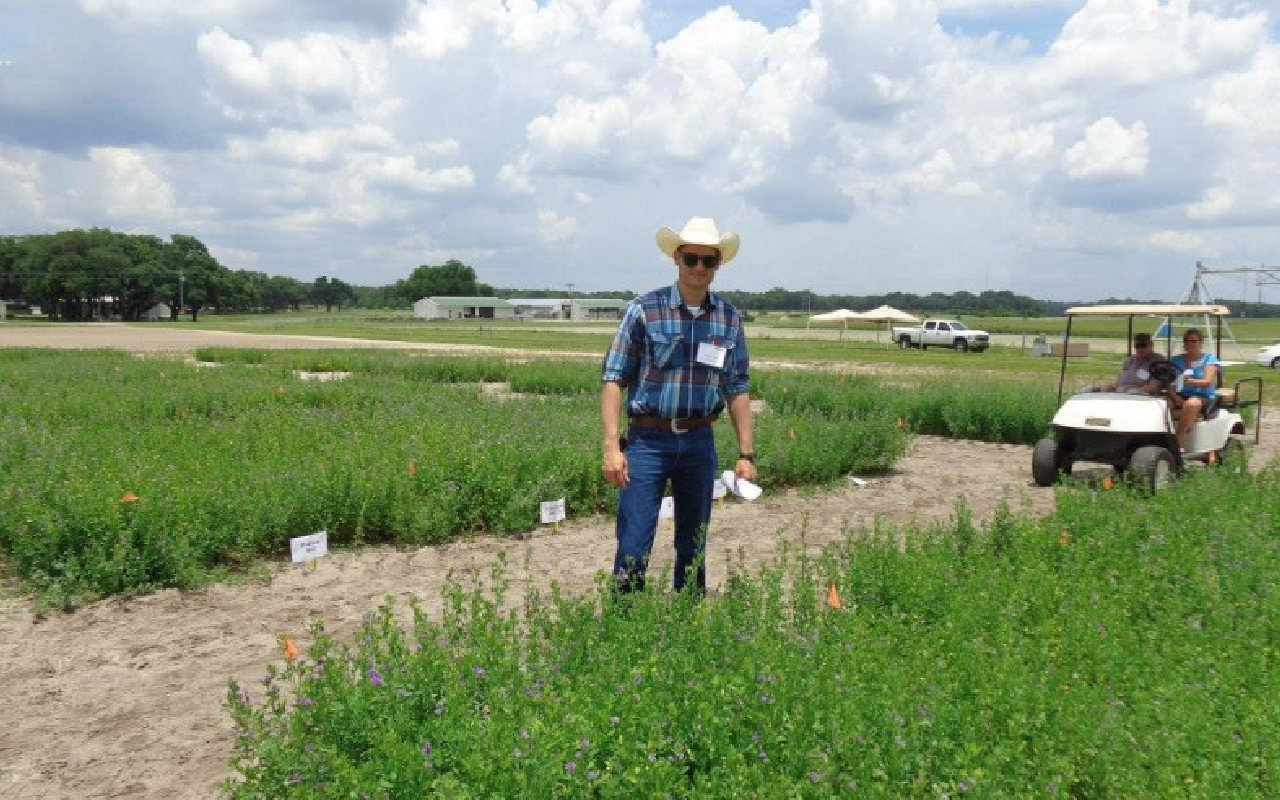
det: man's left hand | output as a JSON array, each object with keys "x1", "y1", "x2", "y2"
[{"x1": 735, "y1": 458, "x2": 758, "y2": 484}]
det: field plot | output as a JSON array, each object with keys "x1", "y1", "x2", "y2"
[{"x1": 1, "y1": 326, "x2": 1279, "y2": 799}]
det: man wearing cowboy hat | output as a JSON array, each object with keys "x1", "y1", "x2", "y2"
[{"x1": 600, "y1": 217, "x2": 757, "y2": 594}]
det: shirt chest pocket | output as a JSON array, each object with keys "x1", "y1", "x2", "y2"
[{"x1": 648, "y1": 328, "x2": 685, "y2": 369}]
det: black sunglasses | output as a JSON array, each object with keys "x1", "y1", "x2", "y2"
[{"x1": 679, "y1": 252, "x2": 721, "y2": 269}]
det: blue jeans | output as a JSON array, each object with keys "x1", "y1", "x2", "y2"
[{"x1": 613, "y1": 425, "x2": 718, "y2": 593}]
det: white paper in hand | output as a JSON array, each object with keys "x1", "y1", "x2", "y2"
[
  {"x1": 720, "y1": 469, "x2": 762, "y2": 501},
  {"x1": 721, "y1": 470, "x2": 737, "y2": 493},
  {"x1": 712, "y1": 478, "x2": 728, "y2": 499}
]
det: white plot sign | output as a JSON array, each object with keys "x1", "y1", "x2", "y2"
[
  {"x1": 540, "y1": 498, "x2": 567, "y2": 525},
  {"x1": 290, "y1": 530, "x2": 328, "y2": 563}
]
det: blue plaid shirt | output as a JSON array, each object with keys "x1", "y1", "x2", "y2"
[{"x1": 601, "y1": 283, "x2": 750, "y2": 418}]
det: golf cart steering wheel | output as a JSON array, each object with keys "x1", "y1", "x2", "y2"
[{"x1": 1147, "y1": 358, "x2": 1179, "y2": 385}]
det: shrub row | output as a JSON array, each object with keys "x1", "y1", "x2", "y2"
[
  {"x1": 226, "y1": 465, "x2": 1280, "y2": 797},
  {"x1": 1, "y1": 350, "x2": 911, "y2": 602}
]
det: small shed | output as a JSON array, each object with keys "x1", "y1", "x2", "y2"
[
  {"x1": 413, "y1": 296, "x2": 516, "y2": 320},
  {"x1": 142, "y1": 302, "x2": 172, "y2": 321}
]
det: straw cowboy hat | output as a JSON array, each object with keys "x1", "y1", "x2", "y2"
[{"x1": 655, "y1": 217, "x2": 740, "y2": 264}]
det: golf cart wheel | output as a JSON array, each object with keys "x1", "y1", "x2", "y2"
[
  {"x1": 1129, "y1": 445, "x2": 1174, "y2": 492},
  {"x1": 1032, "y1": 437, "x2": 1069, "y2": 486},
  {"x1": 1217, "y1": 437, "x2": 1247, "y2": 473},
  {"x1": 953, "y1": 338, "x2": 968, "y2": 352}
]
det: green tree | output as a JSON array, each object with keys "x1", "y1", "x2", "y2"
[
  {"x1": 165, "y1": 234, "x2": 224, "y2": 322},
  {"x1": 396, "y1": 259, "x2": 492, "y2": 302},
  {"x1": 311, "y1": 276, "x2": 356, "y2": 312}
]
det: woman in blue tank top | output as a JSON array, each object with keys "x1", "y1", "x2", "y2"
[{"x1": 1168, "y1": 328, "x2": 1219, "y2": 451}]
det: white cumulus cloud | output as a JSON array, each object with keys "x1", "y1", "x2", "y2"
[
  {"x1": 89, "y1": 147, "x2": 176, "y2": 221},
  {"x1": 1063, "y1": 117, "x2": 1149, "y2": 179}
]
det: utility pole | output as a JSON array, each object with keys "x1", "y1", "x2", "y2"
[{"x1": 179, "y1": 271, "x2": 185, "y2": 321}]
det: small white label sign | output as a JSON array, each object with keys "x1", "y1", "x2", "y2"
[
  {"x1": 290, "y1": 531, "x2": 328, "y2": 563},
  {"x1": 659, "y1": 496, "x2": 676, "y2": 518},
  {"x1": 540, "y1": 498, "x2": 567, "y2": 524}
]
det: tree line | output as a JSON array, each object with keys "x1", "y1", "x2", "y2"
[
  {"x1": 0, "y1": 229, "x2": 364, "y2": 321},
  {"x1": 6, "y1": 227, "x2": 1280, "y2": 319}
]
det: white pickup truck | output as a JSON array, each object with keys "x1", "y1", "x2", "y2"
[{"x1": 891, "y1": 319, "x2": 991, "y2": 352}]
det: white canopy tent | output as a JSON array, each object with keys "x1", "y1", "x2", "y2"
[
  {"x1": 854, "y1": 305, "x2": 921, "y2": 342},
  {"x1": 807, "y1": 309, "x2": 865, "y2": 340}
]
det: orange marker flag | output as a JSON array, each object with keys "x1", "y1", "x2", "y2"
[
  {"x1": 280, "y1": 635, "x2": 299, "y2": 661},
  {"x1": 825, "y1": 581, "x2": 842, "y2": 610},
  {"x1": 408, "y1": 458, "x2": 417, "y2": 476},
  {"x1": 120, "y1": 491, "x2": 139, "y2": 503},
  {"x1": 1101, "y1": 475, "x2": 1114, "y2": 491}
]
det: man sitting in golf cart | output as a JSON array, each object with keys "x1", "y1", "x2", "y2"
[{"x1": 1095, "y1": 332, "x2": 1164, "y2": 394}]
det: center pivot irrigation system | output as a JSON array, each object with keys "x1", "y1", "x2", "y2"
[{"x1": 1170, "y1": 261, "x2": 1280, "y2": 363}]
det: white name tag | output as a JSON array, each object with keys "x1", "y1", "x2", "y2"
[
  {"x1": 1136, "y1": 368, "x2": 1149, "y2": 380},
  {"x1": 696, "y1": 342, "x2": 727, "y2": 368}
]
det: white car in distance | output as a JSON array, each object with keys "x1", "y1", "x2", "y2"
[{"x1": 1257, "y1": 342, "x2": 1280, "y2": 369}]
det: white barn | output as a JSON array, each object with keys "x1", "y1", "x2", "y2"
[
  {"x1": 413, "y1": 296, "x2": 516, "y2": 320},
  {"x1": 571, "y1": 298, "x2": 630, "y2": 321},
  {"x1": 508, "y1": 298, "x2": 572, "y2": 319},
  {"x1": 506, "y1": 298, "x2": 631, "y2": 321}
]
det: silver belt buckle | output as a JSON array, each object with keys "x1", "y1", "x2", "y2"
[{"x1": 670, "y1": 418, "x2": 685, "y2": 434}]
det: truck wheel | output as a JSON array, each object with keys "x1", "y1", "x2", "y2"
[
  {"x1": 953, "y1": 339, "x2": 968, "y2": 352},
  {"x1": 1032, "y1": 437, "x2": 1070, "y2": 486},
  {"x1": 1271, "y1": 357, "x2": 1280, "y2": 370},
  {"x1": 1129, "y1": 446, "x2": 1174, "y2": 492},
  {"x1": 898, "y1": 337, "x2": 911, "y2": 349}
]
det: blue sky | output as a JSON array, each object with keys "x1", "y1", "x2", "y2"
[{"x1": 3, "y1": 0, "x2": 1280, "y2": 303}]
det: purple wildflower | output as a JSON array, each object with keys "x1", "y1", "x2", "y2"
[
  {"x1": 564, "y1": 761, "x2": 577, "y2": 774},
  {"x1": 367, "y1": 667, "x2": 384, "y2": 686},
  {"x1": 298, "y1": 697, "x2": 314, "y2": 707},
  {"x1": 421, "y1": 742, "x2": 433, "y2": 757},
  {"x1": 473, "y1": 666, "x2": 486, "y2": 678}
]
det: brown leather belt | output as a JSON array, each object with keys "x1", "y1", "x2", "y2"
[{"x1": 629, "y1": 414, "x2": 718, "y2": 433}]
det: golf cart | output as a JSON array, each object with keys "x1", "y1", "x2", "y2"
[{"x1": 1032, "y1": 304, "x2": 1262, "y2": 491}]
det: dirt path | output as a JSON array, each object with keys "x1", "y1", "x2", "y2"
[{"x1": 1, "y1": 325, "x2": 1275, "y2": 800}]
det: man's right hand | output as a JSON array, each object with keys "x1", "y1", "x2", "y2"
[{"x1": 603, "y1": 449, "x2": 629, "y2": 487}]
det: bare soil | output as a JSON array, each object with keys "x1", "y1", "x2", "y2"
[{"x1": 1, "y1": 325, "x2": 1275, "y2": 800}]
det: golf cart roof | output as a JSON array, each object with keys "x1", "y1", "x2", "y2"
[{"x1": 1064, "y1": 303, "x2": 1232, "y2": 317}]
